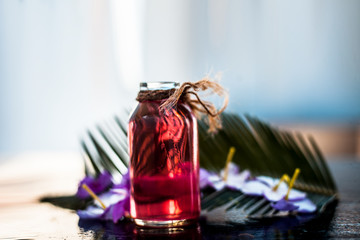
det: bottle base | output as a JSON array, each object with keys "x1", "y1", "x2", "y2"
[{"x1": 134, "y1": 218, "x2": 198, "y2": 228}]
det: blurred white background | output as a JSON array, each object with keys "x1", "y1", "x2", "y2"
[{"x1": 0, "y1": 0, "x2": 359, "y2": 156}]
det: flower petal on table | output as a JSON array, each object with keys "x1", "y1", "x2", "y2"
[
  {"x1": 256, "y1": 176, "x2": 277, "y2": 187},
  {"x1": 226, "y1": 170, "x2": 251, "y2": 190},
  {"x1": 256, "y1": 176, "x2": 288, "y2": 191},
  {"x1": 271, "y1": 199, "x2": 299, "y2": 211},
  {"x1": 220, "y1": 162, "x2": 240, "y2": 176},
  {"x1": 98, "y1": 189, "x2": 127, "y2": 207},
  {"x1": 213, "y1": 181, "x2": 226, "y2": 191},
  {"x1": 287, "y1": 188, "x2": 307, "y2": 201},
  {"x1": 102, "y1": 195, "x2": 130, "y2": 223},
  {"x1": 77, "y1": 206, "x2": 104, "y2": 219},
  {"x1": 78, "y1": 192, "x2": 130, "y2": 222},
  {"x1": 113, "y1": 171, "x2": 130, "y2": 191},
  {"x1": 199, "y1": 168, "x2": 216, "y2": 189},
  {"x1": 241, "y1": 180, "x2": 270, "y2": 196},
  {"x1": 263, "y1": 187, "x2": 306, "y2": 202},
  {"x1": 263, "y1": 188, "x2": 287, "y2": 202},
  {"x1": 292, "y1": 198, "x2": 317, "y2": 213},
  {"x1": 76, "y1": 171, "x2": 113, "y2": 199},
  {"x1": 207, "y1": 174, "x2": 224, "y2": 190}
]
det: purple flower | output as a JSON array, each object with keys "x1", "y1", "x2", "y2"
[
  {"x1": 112, "y1": 171, "x2": 130, "y2": 191},
  {"x1": 271, "y1": 199, "x2": 299, "y2": 211},
  {"x1": 271, "y1": 199, "x2": 317, "y2": 213},
  {"x1": 222, "y1": 170, "x2": 250, "y2": 191},
  {"x1": 291, "y1": 198, "x2": 317, "y2": 213},
  {"x1": 199, "y1": 163, "x2": 250, "y2": 191},
  {"x1": 77, "y1": 171, "x2": 130, "y2": 223},
  {"x1": 77, "y1": 190, "x2": 130, "y2": 222},
  {"x1": 76, "y1": 171, "x2": 113, "y2": 199},
  {"x1": 264, "y1": 187, "x2": 305, "y2": 202},
  {"x1": 102, "y1": 195, "x2": 130, "y2": 223},
  {"x1": 220, "y1": 162, "x2": 240, "y2": 176},
  {"x1": 241, "y1": 176, "x2": 306, "y2": 202},
  {"x1": 241, "y1": 180, "x2": 271, "y2": 196},
  {"x1": 77, "y1": 206, "x2": 104, "y2": 219},
  {"x1": 199, "y1": 168, "x2": 215, "y2": 189},
  {"x1": 241, "y1": 174, "x2": 317, "y2": 213}
]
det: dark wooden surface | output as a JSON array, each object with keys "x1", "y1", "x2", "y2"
[{"x1": 0, "y1": 154, "x2": 359, "y2": 239}]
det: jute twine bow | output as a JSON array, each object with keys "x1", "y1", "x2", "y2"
[
  {"x1": 165, "y1": 78, "x2": 229, "y2": 133},
  {"x1": 136, "y1": 77, "x2": 228, "y2": 133}
]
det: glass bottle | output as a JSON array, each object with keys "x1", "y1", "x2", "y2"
[{"x1": 128, "y1": 82, "x2": 200, "y2": 227}]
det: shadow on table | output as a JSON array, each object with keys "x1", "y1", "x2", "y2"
[{"x1": 77, "y1": 200, "x2": 337, "y2": 240}]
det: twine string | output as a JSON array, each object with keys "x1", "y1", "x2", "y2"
[{"x1": 136, "y1": 77, "x2": 229, "y2": 133}]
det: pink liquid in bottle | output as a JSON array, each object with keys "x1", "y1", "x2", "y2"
[{"x1": 128, "y1": 82, "x2": 200, "y2": 227}]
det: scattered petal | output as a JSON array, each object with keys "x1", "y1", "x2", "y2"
[
  {"x1": 207, "y1": 173, "x2": 224, "y2": 190},
  {"x1": 256, "y1": 176, "x2": 277, "y2": 187},
  {"x1": 271, "y1": 199, "x2": 299, "y2": 211},
  {"x1": 77, "y1": 206, "x2": 104, "y2": 219},
  {"x1": 98, "y1": 189, "x2": 127, "y2": 207},
  {"x1": 257, "y1": 176, "x2": 288, "y2": 190},
  {"x1": 241, "y1": 180, "x2": 269, "y2": 196},
  {"x1": 199, "y1": 168, "x2": 215, "y2": 189},
  {"x1": 292, "y1": 198, "x2": 317, "y2": 213},
  {"x1": 200, "y1": 164, "x2": 250, "y2": 191},
  {"x1": 102, "y1": 195, "x2": 130, "y2": 223},
  {"x1": 264, "y1": 188, "x2": 287, "y2": 202},
  {"x1": 226, "y1": 170, "x2": 251, "y2": 190},
  {"x1": 76, "y1": 171, "x2": 113, "y2": 199},
  {"x1": 78, "y1": 190, "x2": 130, "y2": 222},
  {"x1": 213, "y1": 181, "x2": 226, "y2": 191},
  {"x1": 263, "y1": 187, "x2": 306, "y2": 202},
  {"x1": 77, "y1": 171, "x2": 131, "y2": 223},
  {"x1": 113, "y1": 171, "x2": 130, "y2": 191},
  {"x1": 220, "y1": 162, "x2": 239, "y2": 176},
  {"x1": 287, "y1": 188, "x2": 307, "y2": 201}
]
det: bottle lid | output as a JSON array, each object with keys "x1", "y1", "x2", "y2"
[{"x1": 140, "y1": 82, "x2": 180, "y2": 91}]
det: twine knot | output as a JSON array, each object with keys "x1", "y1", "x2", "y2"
[{"x1": 137, "y1": 77, "x2": 229, "y2": 133}]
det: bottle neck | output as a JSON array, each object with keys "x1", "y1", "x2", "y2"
[
  {"x1": 140, "y1": 82, "x2": 179, "y2": 91},
  {"x1": 137, "y1": 82, "x2": 179, "y2": 102}
]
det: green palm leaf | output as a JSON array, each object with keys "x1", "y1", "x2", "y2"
[
  {"x1": 79, "y1": 111, "x2": 337, "y2": 224},
  {"x1": 199, "y1": 113, "x2": 336, "y2": 194}
]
